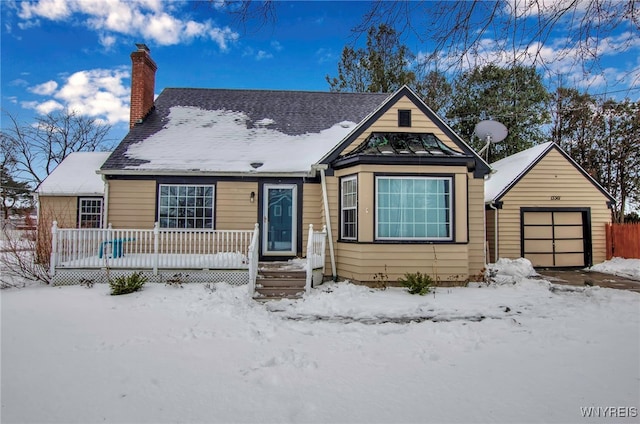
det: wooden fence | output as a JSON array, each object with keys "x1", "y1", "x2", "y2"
[{"x1": 606, "y1": 223, "x2": 640, "y2": 259}]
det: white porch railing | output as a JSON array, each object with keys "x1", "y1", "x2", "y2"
[
  {"x1": 305, "y1": 224, "x2": 327, "y2": 292},
  {"x1": 49, "y1": 221, "x2": 258, "y2": 276},
  {"x1": 247, "y1": 223, "x2": 260, "y2": 297}
]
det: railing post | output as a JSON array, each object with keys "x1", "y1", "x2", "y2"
[
  {"x1": 49, "y1": 221, "x2": 58, "y2": 277},
  {"x1": 247, "y1": 223, "x2": 260, "y2": 299},
  {"x1": 153, "y1": 222, "x2": 159, "y2": 275},
  {"x1": 305, "y1": 224, "x2": 313, "y2": 293},
  {"x1": 321, "y1": 225, "x2": 327, "y2": 274}
]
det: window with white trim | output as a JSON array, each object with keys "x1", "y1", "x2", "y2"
[
  {"x1": 341, "y1": 176, "x2": 357, "y2": 240},
  {"x1": 376, "y1": 176, "x2": 451, "y2": 240},
  {"x1": 78, "y1": 198, "x2": 103, "y2": 228},
  {"x1": 158, "y1": 184, "x2": 214, "y2": 229}
]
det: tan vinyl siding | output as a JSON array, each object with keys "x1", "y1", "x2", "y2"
[
  {"x1": 486, "y1": 208, "x2": 496, "y2": 263},
  {"x1": 341, "y1": 96, "x2": 462, "y2": 156},
  {"x1": 37, "y1": 196, "x2": 79, "y2": 262},
  {"x1": 322, "y1": 175, "x2": 339, "y2": 275},
  {"x1": 336, "y1": 242, "x2": 470, "y2": 284},
  {"x1": 216, "y1": 181, "x2": 258, "y2": 230},
  {"x1": 467, "y1": 175, "x2": 486, "y2": 274},
  {"x1": 107, "y1": 180, "x2": 156, "y2": 229},
  {"x1": 496, "y1": 148, "x2": 611, "y2": 265},
  {"x1": 38, "y1": 196, "x2": 78, "y2": 229},
  {"x1": 302, "y1": 182, "x2": 323, "y2": 256},
  {"x1": 330, "y1": 164, "x2": 477, "y2": 282}
]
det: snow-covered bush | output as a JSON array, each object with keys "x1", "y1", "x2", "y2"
[
  {"x1": 109, "y1": 272, "x2": 147, "y2": 295},
  {"x1": 399, "y1": 271, "x2": 433, "y2": 295}
]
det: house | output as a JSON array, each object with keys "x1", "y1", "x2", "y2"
[
  {"x1": 36, "y1": 151, "x2": 111, "y2": 230},
  {"x1": 83, "y1": 44, "x2": 491, "y2": 285},
  {"x1": 485, "y1": 142, "x2": 614, "y2": 268}
]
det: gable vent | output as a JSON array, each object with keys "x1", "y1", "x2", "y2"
[{"x1": 398, "y1": 110, "x2": 411, "y2": 127}]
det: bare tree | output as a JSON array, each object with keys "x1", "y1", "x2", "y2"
[
  {"x1": 1, "y1": 109, "x2": 112, "y2": 186},
  {"x1": 354, "y1": 1, "x2": 639, "y2": 88},
  {"x1": 552, "y1": 90, "x2": 640, "y2": 222}
]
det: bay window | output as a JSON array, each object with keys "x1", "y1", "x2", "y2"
[{"x1": 376, "y1": 176, "x2": 451, "y2": 240}]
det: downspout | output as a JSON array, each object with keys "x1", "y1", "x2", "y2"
[
  {"x1": 101, "y1": 175, "x2": 109, "y2": 229},
  {"x1": 488, "y1": 202, "x2": 498, "y2": 264},
  {"x1": 317, "y1": 166, "x2": 337, "y2": 281}
]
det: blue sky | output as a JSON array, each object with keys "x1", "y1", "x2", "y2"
[{"x1": 2, "y1": 0, "x2": 639, "y2": 144}]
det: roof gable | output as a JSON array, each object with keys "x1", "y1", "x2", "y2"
[
  {"x1": 37, "y1": 152, "x2": 111, "y2": 196},
  {"x1": 319, "y1": 86, "x2": 490, "y2": 177},
  {"x1": 485, "y1": 142, "x2": 614, "y2": 203},
  {"x1": 101, "y1": 88, "x2": 390, "y2": 175}
]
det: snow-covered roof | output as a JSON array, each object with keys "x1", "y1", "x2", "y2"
[
  {"x1": 101, "y1": 88, "x2": 391, "y2": 175},
  {"x1": 484, "y1": 142, "x2": 554, "y2": 202},
  {"x1": 123, "y1": 106, "x2": 359, "y2": 173},
  {"x1": 37, "y1": 152, "x2": 111, "y2": 196}
]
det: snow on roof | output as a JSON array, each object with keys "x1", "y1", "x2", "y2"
[
  {"x1": 484, "y1": 142, "x2": 554, "y2": 202},
  {"x1": 124, "y1": 106, "x2": 358, "y2": 173},
  {"x1": 37, "y1": 152, "x2": 111, "y2": 195}
]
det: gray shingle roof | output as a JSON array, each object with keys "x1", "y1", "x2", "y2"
[{"x1": 101, "y1": 88, "x2": 391, "y2": 171}]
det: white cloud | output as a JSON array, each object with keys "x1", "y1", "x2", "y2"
[
  {"x1": 10, "y1": 78, "x2": 30, "y2": 87},
  {"x1": 29, "y1": 80, "x2": 58, "y2": 95},
  {"x1": 315, "y1": 48, "x2": 334, "y2": 64},
  {"x1": 15, "y1": 0, "x2": 239, "y2": 50},
  {"x1": 99, "y1": 34, "x2": 117, "y2": 49},
  {"x1": 416, "y1": 29, "x2": 640, "y2": 94},
  {"x1": 19, "y1": 0, "x2": 71, "y2": 20},
  {"x1": 23, "y1": 67, "x2": 130, "y2": 125},
  {"x1": 22, "y1": 99, "x2": 64, "y2": 114},
  {"x1": 255, "y1": 50, "x2": 273, "y2": 61}
]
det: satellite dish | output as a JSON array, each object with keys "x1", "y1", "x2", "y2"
[{"x1": 474, "y1": 120, "x2": 508, "y2": 160}]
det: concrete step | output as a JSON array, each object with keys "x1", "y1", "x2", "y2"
[
  {"x1": 259, "y1": 269, "x2": 306, "y2": 279},
  {"x1": 254, "y1": 286, "x2": 305, "y2": 299},
  {"x1": 256, "y1": 277, "x2": 306, "y2": 288}
]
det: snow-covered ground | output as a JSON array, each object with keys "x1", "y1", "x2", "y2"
[
  {"x1": 2, "y1": 259, "x2": 639, "y2": 423},
  {"x1": 589, "y1": 257, "x2": 640, "y2": 280}
]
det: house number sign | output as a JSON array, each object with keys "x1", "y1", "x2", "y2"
[{"x1": 550, "y1": 196, "x2": 561, "y2": 200}]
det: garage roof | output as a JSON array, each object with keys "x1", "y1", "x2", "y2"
[{"x1": 485, "y1": 142, "x2": 614, "y2": 203}]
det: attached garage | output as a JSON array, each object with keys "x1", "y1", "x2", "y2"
[
  {"x1": 485, "y1": 142, "x2": 614, "y2": 268},
  {"x1": 521, "y1": 208, "x2": 590, "y2": 267}
]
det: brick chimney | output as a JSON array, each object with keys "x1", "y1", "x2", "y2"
[{"x1": 129, "y1": 43, "x2": 157, "y2": 129}]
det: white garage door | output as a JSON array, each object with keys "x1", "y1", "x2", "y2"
[{"x1": 522, "y1": 210, "x2": 587, "y2": 267}]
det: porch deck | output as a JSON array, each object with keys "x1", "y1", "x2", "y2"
[{"x1": 49, "y1": 222, "x2": 327, "y2": 297}]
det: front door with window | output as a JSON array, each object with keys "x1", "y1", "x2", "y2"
[{"x1": 263, "y1": 184, "x2": 297, "y2": 256}]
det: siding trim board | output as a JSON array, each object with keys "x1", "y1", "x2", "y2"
[
  {"x1": 332, "y1": 155, "x2": 476, "y2": 171},
  {"x1": 520, "y1": 207, "x2": 593, "y2": 268}
]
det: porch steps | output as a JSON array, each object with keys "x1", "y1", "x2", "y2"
[{"x1": 254, "y1": 269, "x2": 306, "y2": 300}]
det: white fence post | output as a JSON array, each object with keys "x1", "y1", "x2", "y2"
[
  {"x1": 49, "y1": 221, "x2": 58, "y2": 277},
  {"x1": 153, "y1": 222, "x2": 159, "y2": 275}
]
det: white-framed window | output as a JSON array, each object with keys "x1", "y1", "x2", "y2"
[
  {"x1": 158, "y1": 184, "x2": 214, "y2": 229},
  {"x1": 341, "y1": 175, "x2": 357, "y2": 240},
  {"x1": 78, "y1": 197, "x2": 103, "y2": 228},
  {"x1": 376, "y1": 176, "x2": 452, "y2": 240}
]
